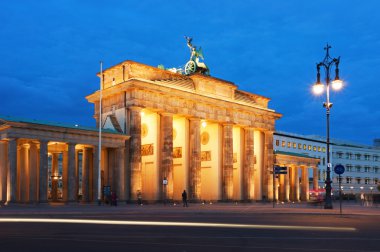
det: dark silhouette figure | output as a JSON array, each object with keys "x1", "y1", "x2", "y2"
[
  {"x1": 182, "y1": 190, "x2": 188, "y2": 207},
  {"x1": 111, "y1": 191, "x2": 117, "y2": 206},
  {"x1": 137, "y1": 190, "x2": 142, "y2": 205}
]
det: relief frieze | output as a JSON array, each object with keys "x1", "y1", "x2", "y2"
[{"x1": 141, "y1": 144, "x2": 154, "y2": 156}]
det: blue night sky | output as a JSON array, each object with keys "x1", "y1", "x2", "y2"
[{"x1": 1, "y1": 1, "x2": 379, "y2": 145}]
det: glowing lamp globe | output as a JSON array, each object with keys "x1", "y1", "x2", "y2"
[
  {"x1": 331, "y1": 79, "x2": 343, "y2": 90},
  {"x1": 312, "y1": 82, "x2": 324, "y2": 95}
]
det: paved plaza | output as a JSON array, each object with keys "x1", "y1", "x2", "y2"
[{"x1": 1, "y1": 201, "x2": 379, "y2": 252}]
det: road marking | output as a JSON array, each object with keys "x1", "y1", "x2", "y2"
[{"x1": 0, "y1": 218, "x2": 356, "y2": 232}]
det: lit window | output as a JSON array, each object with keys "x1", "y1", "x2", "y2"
[
  {"x1": 282, "y1": 141, "x2": 286, "y2": 147},
  {"x1": 322, "y1": 147, "x2": 326, "y2": 152},
  {"x1": 298, "y1": 143, "x2": 302, "y2": 149},
  {"x1": 275, "y1": 140, "x2": 279, "y2": 146},
  {"x1": 308, "y1": 145, "x2": 312, "y2": 151},
  {"x1": 313, "y1": 146, "x2": 317, "y2": 151},
  {"x1": 287, "y1": 142, "x2": 291, "y2": 148},
  {"x1": 293, "y1": 143, "x2": 297, "y2": 149},
  {"x1": 318, "y1": 147, "x2": 321, "y2": 152},
  {"x1": 303, "y1": 144, "x2": 306, "y2": 150}
]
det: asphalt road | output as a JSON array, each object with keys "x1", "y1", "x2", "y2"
[{"x1": 0, "y1": 203, "x2": 379, "y2": 252}]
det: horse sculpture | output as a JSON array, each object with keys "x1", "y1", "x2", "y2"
[{"x1": 184, "y1": 36, "x2": 210, "y2": 75}]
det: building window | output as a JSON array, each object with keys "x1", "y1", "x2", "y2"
[
  {"x1": 318, "y1": 147, "x2": 321, "y2": 152},
  {"x1": 287, "y1": 142, "x2": 291, "y2": 148},
  {"x1": 346, "y1": 177, "x2": 352, "y2": 184},
  {"x1": 365, "y1": 178, "x2": 370, "y2": 184},
  {"x1": 275, "y1": 140, "x2": 279, "y2": 146},
  {"x1": 356, "y1": 178, "x2": 361, "y2": 184},
  {"x1": 322, "y1": 147, "x2": 326, "y2": 153},
  {"x1": 364, "y1": 166, "x2": 371, "y2": 173},
  {"x1": 364, "y1": 154, "x2": 370, "y2": 161},
  {"x1": 322, "y1": 157, "x2": 325, "y2": 166},
  {"x1": 346, "y1": 153, "x2": 353, "y2": 159},
  {"x1": 374, "y1": 167, "x2": 379, "y2": 173},
  {"x1": 293, "y1": 142, "x2": 297, "y2": 149},
  {"x1": 355, "y1": 154, "x2": 361, "y2": 160},
  {"x1": 374, "y1": 156, "x2": 379, "y2": 162},
  {"x1": 313, "y1": 146, "x2": 317, "y2": 151},
  {"x1": 308, "y1": 145, "x2": 312, "y2": 151},
  {"x1": 337, "y1": 152, "x2": 343, "y2": 158},
  {"x1": 346, "y1": 164, "x2": 352, "y2": 172},
  {"x1": 356, "y1": 166, "x2": 361, "y2": 172},
  {"x1": 298, "y1": 143, "x2": 302, "y2": 149},
  {"x1": 303, "y1": 144, "x2": 307, "y2": 150},
  {"x1": 282, "y1": 141, "x2": 286, "y2": 147},
  {"x1": 374, "y1": 178, "x2": 378, "y2": 184}
]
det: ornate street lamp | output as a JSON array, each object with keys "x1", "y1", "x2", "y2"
[{"x1": 312, "y1": 44, "x2": 343, "y2": 209}]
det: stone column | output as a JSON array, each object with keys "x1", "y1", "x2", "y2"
[
  {"x1": 189, "y1": 118, "x2": 201, "y2": 201},
  {"x1": 160, "y1": 113, "x2": 173, "y2": 201},
  {"x1": 117, "y1": 147, "x2": 126, "y2": 202},
  {"x1": 295, "y1": 167, "x2": 300, "y2": 201},
  {"x1": 285, "y1": 167, "x2": 290, "y2": 202},
  {"x1": 29, "y1": 142, "x2": 38, "y2": 203},
  {"x1": 129, "y1": 106, "x2": 142, "y2": 200},
  {"x1": 62, "y1": 149, "x2": 68, "y2": 202},
  {"x1": 263, "y1": 131, "x2": 274, "y2": 200},
  {"x1": 67, "y1": 143, "x2": 76, "y2": 202},
  {"x1": 7, "y1": 139, "x2": 18, "y2": 203},
  {"x1": 313, "y1": 166, "x2": 319, "y2": 190},
  {"x1": 92, "y1": 146, "x2": 100, "y2": 202},
  {"x1": 290, "y1": 165, "x2": 300, "y2": 202},
  {"x1": 19, "y1": 143, "x2": 30, "y2": 202},
  {"x1": 38, "y1": 140, "x2": 48, "y2": 203},
  {"x1": 222, "y1": 124, "x2": 233, "y2": 201},
  {"x1": 0, "y1": 141, "x2": 8, "y2": 203},
  {"x1": 301, "y1": 167, "x2": 309, "y2": 201},
  {"x1": 82, "y1": 147, "x2": 91, "y2": 202},
  {"x1": 279, "y1": 174, "x2": 285, "y2": 202},
  {"x1": 243, "y1": 128, "x2": 255, "y2": 200}
]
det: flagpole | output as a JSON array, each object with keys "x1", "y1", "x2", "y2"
[{"x1": 98, "y1": 61, "x2": 103, "y2": 205}]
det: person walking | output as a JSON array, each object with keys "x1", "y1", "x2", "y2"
[
  {"x1": 182, "y1": 190, "x2": 188, "y2": 207},
  {"x1": 137, "y1": 190, "x2": 142, "y2": 205},
  {"x1": 111, "y1": 191, "x2": 117, "y2": 206}
]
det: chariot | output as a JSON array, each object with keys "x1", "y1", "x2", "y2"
[{"x1": 184, "y1": 36, "x2": 210, "y2": 75}]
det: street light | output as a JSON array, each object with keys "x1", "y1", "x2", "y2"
[{"x1": 312, "y1": 44, "x2": 343, "y2": 209}]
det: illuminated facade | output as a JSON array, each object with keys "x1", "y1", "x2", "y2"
[
  {"x1": 274, "y1": 132, "x2": 380, "y2": 195},
  {"x1": 0, "y1": 118, "x2": 128, "y2": 204},
  {"x1": 86, "y1": 60, "x2": 282, "y2": 202},
  {"x1": 0, "y1": 60, "x2": 285, "y2": 204}
]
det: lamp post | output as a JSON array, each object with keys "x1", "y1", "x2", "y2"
[{"x1": 312, "y1": 44, "x2": 343, "y2": 209}]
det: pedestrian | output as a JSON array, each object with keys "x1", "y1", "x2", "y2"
[
  {"x1": 111, "y1": 190, "x2": 117, "y2": 206},
  {"x1": 137, "y1": 190, "x2": 142, "y2": 205},
  {"x1": 182, "y1": 190, "x2": 188, "y2": 207},
  {"x1": 360, "y1": 193, "x2": 365, "y2": 206}
]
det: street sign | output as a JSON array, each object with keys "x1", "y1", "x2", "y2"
[{"x1": 334, "y1": 164, "x2": 345, "y2": 175}]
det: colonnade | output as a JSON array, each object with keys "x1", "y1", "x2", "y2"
[
  {"x1": 0, "y1": 138, "x2": 126, "y2": 204},
  {"x1": 127, "y1": 107, "x2": 274, "y2": 202}
]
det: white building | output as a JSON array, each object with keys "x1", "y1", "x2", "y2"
[{"x1": 274, "y1": 132, "x2": 380, "y2": 194}]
